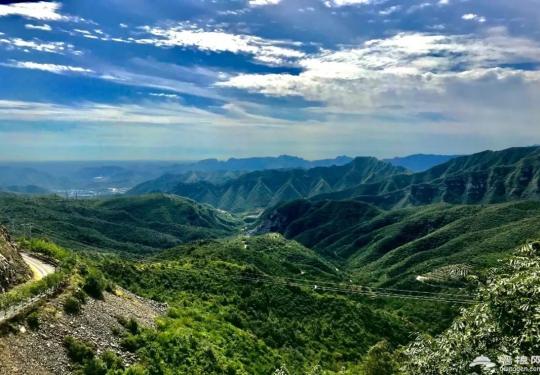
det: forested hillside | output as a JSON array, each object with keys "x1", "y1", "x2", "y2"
[
  {"x1": 315, "y1": 146, "x2": 540, "y2": 209},
  {"x1": 97, "y1": 235, "x2": 424, "y2": 374},
  {"x1": 0, "y1": 193, "x2": 239, "y2": 254},
  {"x1": 129, "y1": 157, "x2": 407, "y2": 212},
  {"x1": 3, "y1": 146, "x2": 540, "y2": 374},
  {"x1": 402, "y1": 242, "x2": 540, "y2": 374},
  {"x1": 259, "y1": 199, "x2": 540, "y2": 287}
]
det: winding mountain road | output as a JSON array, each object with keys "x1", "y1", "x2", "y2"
[{"x1": 21, "y1": 253, "x2": 55, "y2": 280}]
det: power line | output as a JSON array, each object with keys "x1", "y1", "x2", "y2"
[
  {"x1": 158, "y1": 260, "x2": 476, "y2": 298},
  {"x1": 141, "y1": 263, "x2": 476, "y2": 305}
]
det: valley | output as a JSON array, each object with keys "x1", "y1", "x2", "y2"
[{"x1": 0, "y1": 146, "x2": 540, "y2": 374}]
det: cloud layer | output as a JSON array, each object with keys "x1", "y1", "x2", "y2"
[{"x1": 0, "y1": 0, "x2": 539, "y2": 160}]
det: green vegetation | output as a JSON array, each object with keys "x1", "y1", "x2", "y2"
[
  {"x1": 26, "y1": 310, "x2": 40, "y2": 330},
  {"x1": 83, "y1": 270, "x2": 108, "y2": 299},
  {"x1": 0, "y1": 260, "x2": 66, "y2": 311},
  {"x1": 401, "y1": 242, "x2": 540, "y2": 374},
  {"x1": 260, "y1": 199, "x2": 540, "y2": 287},
  {"x1": 0, "y1": 193, "x2": 240, "y2": 254},
  {"x1": 64, "y1": 296, "x2": 82, "y2": 314},
  {"x1": 64, "y1": 336, "x2": 96, "y2": 364},
  {"x1": 4, "y1": 146, "x2": 540, "y2": 373},
  {"x1": 97, "y1": 235, "x2": 415, "y2": 373},
  {"x1": 129, "y1": 157, "x2": 406, "y2": 212},
  {"x1": 314, "y1": 146, "x2": 540, "y2": 209}
]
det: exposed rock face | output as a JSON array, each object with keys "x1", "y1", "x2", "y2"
[{"x1": 0, "y1": 226, "x2": 31, "y2": 292}]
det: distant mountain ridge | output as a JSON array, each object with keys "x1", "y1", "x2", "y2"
[
  {"x1": 168, "y1": 155, "x2": 354, "y2": 173},
  {"x1": 0, "y1": 156, "x2": 353, "y2": 196},
  {"x1": 129, "y1": 157, "x2": 407, "y2": 212},
  {"x1": 385, "y1": 154, "x2": 459, "y2": 172},
  {"x1": 314, "y1": 146, "x2": 540, "y2": 209}
]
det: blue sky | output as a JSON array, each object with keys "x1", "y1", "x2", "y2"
[{"x1": 0, "y1": 0, "x2": 539, "y2": 160}]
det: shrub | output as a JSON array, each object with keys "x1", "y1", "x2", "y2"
[
  {"x1": 83, "y1": 272, "x2": 107, "y2": 299},
  {"x1": 73, "y1": 288, "x2": 87, "y2": 303},
  {"x1": 21, "y1": 238, "x2": 69, "y2": 261},
  {"x1": 118, "y1": 316, "x2": 139, "y2": 334},
  {"x1": 359, "y1": 341, "x2": 397, "y2": 375},
  {"x1": 101, "y1": 351, "x2": 123, "y2": 370},
  {"x1": 125, "y1": 364, "x2": 146, "y2": 375},
  {"x1": 82, "y1": 358, "x2": 107, "y2": 375},
  {"x1": 64, "y1": 336, "x2": 95, "y2": 364},
  {"x1": 26, "y1": 311, "x2": 40, "y2": 330},
  {"x1": 64, "y1": 296, "x2": 82, "y2": 315},
  {"x1": 126, "y1": 318, "x2": 139, "y2": 335}
]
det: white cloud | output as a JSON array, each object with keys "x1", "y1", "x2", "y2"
[
  {"x1": 149, "y1": 92, "x2": 182, "y2": 99},
  {"x1": 119, "y1": 23, "x2": 128, "y2": 28},
  {"x1": 0, "y1": 37, "x2": 80, "y2": 55},
  {"x1": 249, "y1": 0, "x2": 282, "y2": 6},
  {"x1": 0, "y1": 99, "x2": 297, "y2": 129},
  {"x1": 379, "y1": 5, "x2": 401, "y2": 16},
  {"x1": 25, "y1": 24, "x2": 52, "y2": 31},
  {"x1": 324, "y1": 0, "x2": 372, "y2": 7},
  {"x1": 135, "y1": 24, "x2": 305, "y2": 66},
  {"x1": 438, "y1": 0, "x2": 449, "y2": 5},
  {"x1": 0, "y1": 2, "x2": 66, "y2": 21},
  {"x1": 462, "y1": 13, "x2": 486, "y2": 23},
  {"x1": 217, "y1": 31, "x2": 540, "y2": 110},
  {"x1": 2, "y1": 61, "x2": 93, "y2": 75}
]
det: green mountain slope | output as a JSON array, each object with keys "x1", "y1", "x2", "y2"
[
  {"x1": 0, "y1": 193, "x2": 240, "y2": 254},
  {"x1": 258, "y1": 199, "x2": 540, "y2": 287},
  {"x1": 129, "y1": 157, "x2": 407, "y2": 212},
  {"x1": 98, "y1": 235, "x2": 416, "y2": 373},
  {"x1": 314, "y1": 146, "x2": 540, "y2": 209}
]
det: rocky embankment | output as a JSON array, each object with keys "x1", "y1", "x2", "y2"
[
  {"x1": 0, "y1": 287, "x2": 167, "y2": 374},
  {"x1": 0, "y1": 226, "x2": 31, "y2": 292}
]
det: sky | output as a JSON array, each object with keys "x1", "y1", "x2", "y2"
[{"x1": 0, "y1": 0, "x2": 539, "y2": 161}]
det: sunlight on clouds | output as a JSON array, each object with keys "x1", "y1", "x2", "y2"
[
  {"x1": 0, "y1": 2, "x2": 65, "y2": 21},
  {"x1": 0, "y1": 37, "x2": 80, "y2": 55},
  {"x1": 24, "y1": 24, "x2": 52, "y2": 31},
  {"x1": 218, "y1": 31, "x2": 540, "y2": 106},
  {"x1": 462, "y1": 13, "x2": 486, "y2": 23},
  {"x1": 135, "y1": 24, "x2": 305, "y2": 66},
  {"x1": 0, "y1": 99, "x2": 296, "y2": 130},
  {"x1": 249, "y1": 0, "x2": 282, "y2": 6},
  {"x1": 324, "y1": 0, "x2": 373, "y2": 7}
]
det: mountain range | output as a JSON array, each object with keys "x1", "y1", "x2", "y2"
[
  {"x1": 2, "y1": 146, "x2": 540, "y2": 373},
  {"x1": 129, "y1": 157, "x2": 407, "y2": 212},
  {"x1": 314, "y1": 146, "x2": 540, "y2": 209},
  {"x1": 0, "y1": 156, "x2": 353, "y2": 196}
]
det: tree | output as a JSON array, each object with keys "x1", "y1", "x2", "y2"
[
  {"x1": 360, "y1": 340, "x2": 397, "y2": 375},
  {"x1": 401, "y1": 242, "x2": 540, "y2": 374}
]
